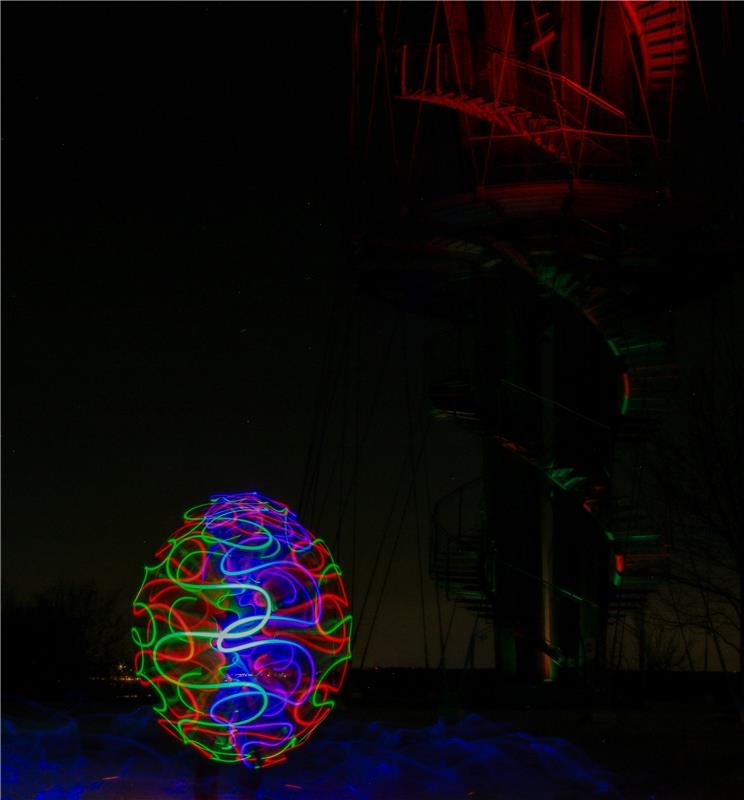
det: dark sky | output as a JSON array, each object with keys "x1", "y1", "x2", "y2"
[
  {"x1": 3, "y1": 2, "x2": 481, "y2": 667},
  {"x1": 5, "y1": 3, "x2": 742, "y2": 671}
]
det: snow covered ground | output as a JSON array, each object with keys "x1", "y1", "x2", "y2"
[{"x1": 2, "y1": 700, "x2": 618, "y2": 799}]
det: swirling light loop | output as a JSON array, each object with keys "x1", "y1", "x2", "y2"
[{"x1": 132, "y1": 492, "x2": 352, "y2": 768}]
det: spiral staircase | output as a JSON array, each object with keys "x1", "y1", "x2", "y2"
[
  {"x1": 352, "y1": 0, "x2": 715, "y2": 676},
  {"x1": 362, "y1": 181, "x2": 678, "y2": 668}
]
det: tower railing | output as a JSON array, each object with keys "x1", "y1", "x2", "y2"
[{"x1": 399, "y1": 41, "x2": 657, "y2": 167}]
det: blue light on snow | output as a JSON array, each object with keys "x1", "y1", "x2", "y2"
[{"x1": 2, "y1": 698, "x2": 620, "y2": 799}]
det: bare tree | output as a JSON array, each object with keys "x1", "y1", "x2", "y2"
[
  {"x1": 2, "y1": 579, "x2": 130, "y2": 696},
  {"x1": 644, "y1": 286, "x2": 744, "y2": 700}
]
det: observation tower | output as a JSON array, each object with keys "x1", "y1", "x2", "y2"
[{"x1": 352, "y1": 1, "x2": 736, "y2": 681}]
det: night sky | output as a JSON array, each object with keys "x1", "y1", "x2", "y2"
[
  {"x1": 5, "y1": 3, "x2": 744, "y2": 673},
  {"x1": 3, "y1": 2, "x2": 482, "y2": 668}
]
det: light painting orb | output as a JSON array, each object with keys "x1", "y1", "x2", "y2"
[{"x1": 132, "y1": 491, "x2": 352, "y2": 768}]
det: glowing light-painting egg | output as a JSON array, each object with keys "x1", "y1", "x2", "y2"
[{"x1": 132, "y1": 492, "x2": 352, "y2": 768}]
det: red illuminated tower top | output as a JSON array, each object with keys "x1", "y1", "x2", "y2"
[{"x1": 354, "y1": 1, "x2": 696, "y2": 198}]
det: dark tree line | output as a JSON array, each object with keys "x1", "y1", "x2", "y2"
[{"x1": 2, "y1": 579, "x2": 132, "y2": 699}]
